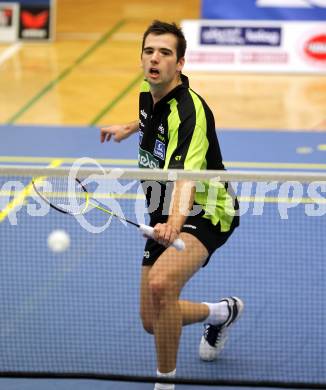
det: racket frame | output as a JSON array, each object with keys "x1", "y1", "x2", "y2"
[{"x1": 32, "y1": 176, "x2": 185, "y2": 251}]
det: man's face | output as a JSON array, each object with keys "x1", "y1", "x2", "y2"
[{"x1": 141, "y1": 33, "x2": 184, "y2": 87}]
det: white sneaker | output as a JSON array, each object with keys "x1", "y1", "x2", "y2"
[{"x1": 199, "y1": 296, "x2": 244, "y2": 361}]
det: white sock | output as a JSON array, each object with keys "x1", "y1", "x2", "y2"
[
  {"x1": 154, "y1": 369, "x2": 176, "y2": 390},
  {"x1": 203, "y1": 301, "x2": 229, "y2": 325}
]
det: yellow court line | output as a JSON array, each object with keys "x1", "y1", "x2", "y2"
[
  {"x1": 0, "y1": 156, "x2": 326, "y2": 170},
  {"x1": 0, "y1": 156, "x2": 138, "y2": 166},
  {"x1": 0, "y1": 159, "x2": 63, "y2": 222},
  {"x1": 0, "y1": 192, "x2": 144, "y2": 200},
  {"x1": 225, "y1": 161, "x2": 326, "y2": 170},
  {"x1": 0, "y1": 191, "x2": 324, "y2": 204},
  {"x1": 238, "y1": 196, "x2": 326, "y2": 204}
]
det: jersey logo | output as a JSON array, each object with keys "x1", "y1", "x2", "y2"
[
  {"x1": 139, "y1": 131, "x2": 143, "y2": 145},
  {"x1": 183, "y1": 224, "x2": 197, "y2": 230},
  {"x1": 138, "y1": 147, "x2": 159, "y2": 168},
  {"x1": 140, "y1": 109, "x2": 148, "y2": 119},
  {"x1": 175, "y1": 155, "x2": 182, "y2": 161},
  {"x1": 153, "y1": 140, "x2": 165, "y2": 160}
]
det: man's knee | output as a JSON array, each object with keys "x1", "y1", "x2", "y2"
[{"x1": 148, "y1": 274, "x2": 178, "y2": 308}]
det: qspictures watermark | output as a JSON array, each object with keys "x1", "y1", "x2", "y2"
[{"x1": 0, "y1": 159, "x2": 325, "y2": 231}]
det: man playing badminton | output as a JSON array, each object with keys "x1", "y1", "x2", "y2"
[{"x1": 100, "y1": 20, "x2": 243, "y2": 390}]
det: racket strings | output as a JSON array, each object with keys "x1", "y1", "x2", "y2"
[{"x1": 34, "y1": 176, "x2": 88, "y2": 214}]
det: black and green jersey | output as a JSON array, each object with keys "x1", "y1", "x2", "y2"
[{"x1": 138, "y1": 74, "x2": 239, "y2": 232}]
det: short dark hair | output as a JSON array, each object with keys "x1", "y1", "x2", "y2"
[{"x1": 142, "y1": 20, "x2": 187, "y2": 61}]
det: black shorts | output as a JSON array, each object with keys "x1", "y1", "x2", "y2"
[{"x1": 142, "y1": 210, "x2": 239, "y2": 267}]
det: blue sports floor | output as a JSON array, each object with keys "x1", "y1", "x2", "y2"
[{"x1": 0, "y1": 125, "x2": 325, "y2": 390}]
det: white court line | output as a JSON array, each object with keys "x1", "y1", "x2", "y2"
[{"x1": 0, "y1": 42, "x2": 22, "y2": 66}]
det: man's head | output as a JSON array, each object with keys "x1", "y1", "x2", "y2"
[
  {"x1": 141, "y1": 21, "x2": 186, "y2": 93},
  {"x1": 141, "y1": 20, "x2": 187, "y2": 62}
]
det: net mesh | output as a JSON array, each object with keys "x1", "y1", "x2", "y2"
[{"x1": 0, "y1": 165, "x2": 325, "y2": 388}]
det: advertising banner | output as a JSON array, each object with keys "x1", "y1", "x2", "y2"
[
  {"x1": 0, "y1": 2, "x2": 19, "y2": 42},
  {"x1": 18, "y1": 3, "x2": 52, "y2": 40},
  {"x1": 0, "y1": 0, "x2": 54, "y2": 41},
  {"x1": 202, "y1": 0, "x2": 326, "y2": 21},
  {"x1": 182, "y1": 19, "x2": 326, "y2": 73}
]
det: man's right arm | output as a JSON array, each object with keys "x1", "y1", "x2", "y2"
[{"x1": 100, "y1": 120, "x2": 139, "y2": 143}]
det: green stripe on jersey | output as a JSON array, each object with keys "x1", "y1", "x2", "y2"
[
  {"x1": 195, "y1": 179, "x2": 236, "y2": 231},
  {"x1": 186, "y1": 92, "x2": 235, "y2": 231},
  {"x1": 184, "y1": 90, "x2": 209, "y2": 170},
  {"x1": 140, "y1": 80, "x2": 150, "y2": 93},
  {"x1": 164, "y1": 98, "x2": 181, "y2": 169}
]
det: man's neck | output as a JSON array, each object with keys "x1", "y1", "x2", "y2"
[{"x1": 151, "y1": 77, "x2": 182, "y2": 105}]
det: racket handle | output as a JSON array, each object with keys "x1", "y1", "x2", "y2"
[{"x1": 139, "y1": 224, "x2": 185, "y2": 252}]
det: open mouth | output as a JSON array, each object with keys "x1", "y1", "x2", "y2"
[{"x1": 149, "y1": 68, "x2": 160, "y2": 77}]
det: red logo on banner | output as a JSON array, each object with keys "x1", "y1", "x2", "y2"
[
  {"x1": 304, "y1": 34, "x2": 326, "y2": 61},
  {"x1": 0, "y1": 7, "x2": 13, "y2": 26},
  {"x1": 3, "y1": 8, "x2": 13, "y2": 18},
  {"x1": 21, "y1": 10, "x2": 49, "y2": 29}
]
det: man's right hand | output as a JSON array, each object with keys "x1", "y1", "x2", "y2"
[
  {"x1": 100, "y1": 124, "x2": 129, "y2": 143},
  {"x1": 100, "y1": 120, "x2": 139, "y2": 144}
]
